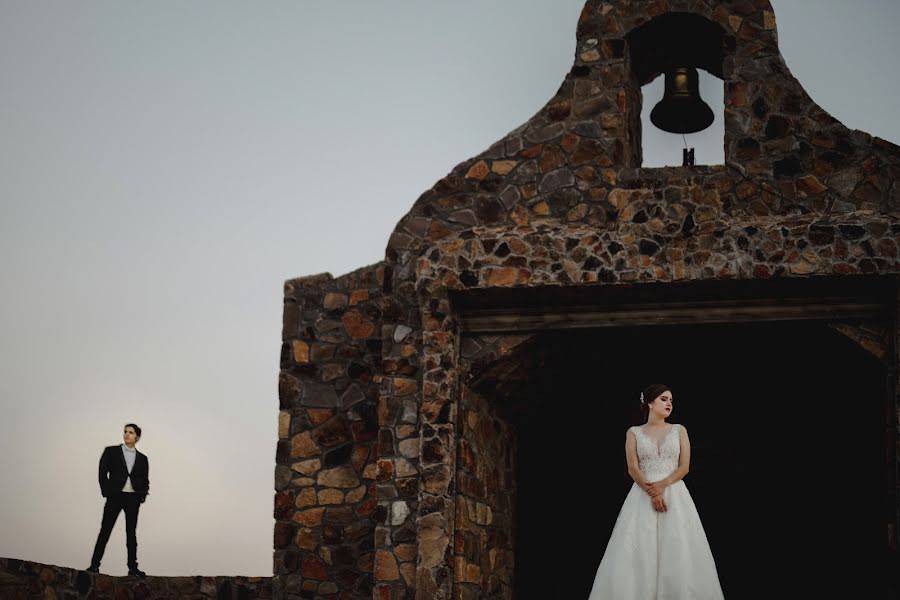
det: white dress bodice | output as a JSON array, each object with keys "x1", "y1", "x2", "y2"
[{"x1": 631, "y1": 424, "x2": 681, "y2": 483}]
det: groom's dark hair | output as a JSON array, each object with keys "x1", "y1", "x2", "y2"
[{"x1": 124, "y1": 423, "x2": 142, "y2": 438}]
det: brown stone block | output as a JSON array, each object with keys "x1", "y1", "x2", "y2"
[
  {"x1": 735, "y1": 181, "x2": 758, "y2": 200},
  {"x1": 325, "y1": 506, "x2": 355, "y2": 524},
  {"x1": 521, "y1": 182, "x2": 538, "y2": 199},
  {"x1": 571, "y1": 138, "x2": 605, "y2": 166},
  {"x1": 375, "y1": 551, "x2": 400, "y2": 581},
  {"x1": 574, "y1": 96, "x2": 611, "y2": 119},
  {"x1": 352, "y1": 445, "x2": 370, "y2": 472},
  {"x1": 291, "y1": 431, "x2": 320, "y2": 458},
  {"x1": 567, "y1": 203, "x2": 589, "y2": 222},
  {"x1": 278, "y1": 411, "x2": 291, "y2": 440},
  {"x1": 357, "y1": 497, "x2": 378, "y2": 516},
  {"x1": 540, "y1": 146, "x2": 563, "y2": 173},
  {"x1": 579, "y1": 49, "x2": 600, "y2": 62},
  {"x1": 296, "y1": 528, "x2": 317, "y2": 551},
  {"x1": 728, "y1": 81, "x2": 747, "y2": 107},
  {"x1": 291, "y1": 458, "x2": 322, "y2": 475},
  {"x1": 876, "y1": 238, "x2": 897, "y2": 258},
  {"x1": 301, "y1": 555, "x2": 328, "y2": 580},
  {"x1": 465, "y1": 161, "x2": 490, "y2": 180},
  {"x1": 313, "y1": 415, "x2": 353, "y2": 449},
  {"x1": 797, "y1": 175, "x2": 827, "y2": 195},
  {"x1": 519, "y1": 144, "x2": 542, "y2": 159},
  {"x1": 307, "y1": 408, "x2": 333, "y2": 427},
  {"x1": 601, "y1": 14, "x2": 618, "y2": 34},
  {"x1": 321, "y1": 363, "x2": 343, "y2": 381},
  {"x1": 393, "y1": 377, "x2": 418, "y2": 396},
  {"x1": 483, "y1": 267, "x2": 519, "y2": 287},
  {"x1": 273, "y1": 491, "x2": 294, "y2": 520},
  {"x1": 283, "y1": 301, "x2": 300, "y2": 339},
  {"x1": 561, "y1": 132, "x2": 580, "y2": 153},
  {"x1": 491, "y1": 160, "x2": 516, "y2": 175},
  {"x1": 318, "y1": 489, "x2": 344, "y2": 505},
  {"x1": 376, "y1": 459, "x2": 395, "y2": 482},
  {"x1": 342, "y1": 310, "x2": 376, "y2": 339},
  {"x1": 509, "y1": 205, "x2": 528, "y2": 227},
  {"x1": 318, "y1": 465, "x2": 360, "y2": 488},
  {"x1": 547, "y1": 100, "x2": 572, "y2": 120},
  {"x1": 350, "y1": 289, "x2": 370, "y2": 305},
  {"x1": 300, "y1": 380, "x2": 339, "y2": 408},
  {"x1": 466, "y1": 563, "x2": 482, "y2": 584},
  {"x1": 296, "y1": 487, "x2": 317, "y2": 508},
  {"x1": 601, "y1": 113, "x2": 621, "y2": 129},
  {"x1": 310, "y1": 342, "x2": 336, "y2": 362},
  {"x1": 400, "y1": 562, "x2": 416, "y2": 586},
  {"x1": 395, "y1": 543, "x2": 417, "y2": 563},
  {"x1": 453, "y1": 556, "x2": 467, "y2": 583},
  {"x1": 323, "y1": 292, "x2": 348, "y2": 310},
  {"x1": 753, "y1": 264, "x2": 771, "y2": 278},
  {"x1": 293, "y1": 507, "x2": 325, "y2": 526}
]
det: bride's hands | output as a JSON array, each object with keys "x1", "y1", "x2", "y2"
[
  {"x1": 651, "y1": 494, "x2": 668, "y2": 512},
  {"x1": 638, "y1": 481, "x2": 658, "y2": 496},
  {"x1": 644, "y1": 481, "x2": 666, "y2": 497}
]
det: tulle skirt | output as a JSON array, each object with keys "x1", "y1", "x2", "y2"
[{"x1": 588, "y1": 480, "x2": 724, "y2": 600}]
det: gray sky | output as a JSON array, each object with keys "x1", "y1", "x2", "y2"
[{"x1": 0, "y1": 1, "x2": 897, "y2": 577}]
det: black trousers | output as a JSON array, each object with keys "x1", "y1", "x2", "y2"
[{"x1": 90, "y1": 492, "x2": 141, "y2": 569}]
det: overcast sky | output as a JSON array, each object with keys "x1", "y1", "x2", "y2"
[{"x1": 0, "y1": 1, "x2": 897, "y2": 577}]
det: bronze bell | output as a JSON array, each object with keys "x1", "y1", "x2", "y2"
[{"x1": 650, "y1": 66, "x2": 714, "y2": 134}]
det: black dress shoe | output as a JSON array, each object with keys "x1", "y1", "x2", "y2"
[
  {"x1": 85, "y1": 566, "x2": 100, "y2": 574},
  {"x1": 128, "y1": 568, "x2": 146, "y2": 578}
]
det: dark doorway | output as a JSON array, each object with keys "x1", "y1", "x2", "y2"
[{"x1": 511, "y1": 319, "x2": 888, "y2": 599}]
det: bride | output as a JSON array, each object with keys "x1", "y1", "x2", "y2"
[{"x1": 587, "y1": 384, "x2": 725, "y2": 599}]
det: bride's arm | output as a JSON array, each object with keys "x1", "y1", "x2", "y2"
[
  {"x1": 655, "y1": 425, "x2": 691, "y2": 490},
  {"x1": 625, "y1": 429, "x2": 656, "y2": 495}
]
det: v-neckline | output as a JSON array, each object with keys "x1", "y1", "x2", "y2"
[{"x1": 637, "y1": 424, "x2": 676, "y2": 455}]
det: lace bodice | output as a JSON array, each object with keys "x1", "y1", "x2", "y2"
[{"x1": 631, "y1": 424, "x2": 681, "y2": 482}]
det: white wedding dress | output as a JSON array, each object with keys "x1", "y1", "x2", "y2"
[{"x1": 588, "y1": 424, "x2": 725, "y2": 599}]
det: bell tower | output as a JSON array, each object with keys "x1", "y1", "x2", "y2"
[
  {"x1": 274, "y1": 2, "x2": 899, "y2": 599},
  {"x1": 627, "y1": 12, "x2": 725, "y2": 165}
]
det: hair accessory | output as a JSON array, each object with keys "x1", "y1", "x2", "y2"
[{"x1": 639, "y1": 392, "x2": 645, "y2": 405}]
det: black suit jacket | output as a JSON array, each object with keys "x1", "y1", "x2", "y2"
[{"x1": 98, "y1": 445, "x2": 150, "y2": 502}]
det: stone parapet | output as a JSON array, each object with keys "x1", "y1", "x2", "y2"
[{"x1": 0, "y1": 557, "x2": 272, "y2": 599}]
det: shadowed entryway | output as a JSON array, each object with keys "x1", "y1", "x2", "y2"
[{"x1": 509, "y1": 320, "x2": 888, "y2": 599}]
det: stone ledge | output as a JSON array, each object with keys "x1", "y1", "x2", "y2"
[{"x1": 0, "y1": 557, "x2": 272, "y2": 599}]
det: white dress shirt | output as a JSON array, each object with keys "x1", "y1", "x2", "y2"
[{"x1": 121, "y1": 443, "x2": 137, "y2": 493}]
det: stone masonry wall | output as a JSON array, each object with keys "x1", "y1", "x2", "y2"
[
  {"x1": 277, "y1": 1, "x2": 899, "y2": 598},
  {"x1": 0, "y1": 558, "x2": 272, "y2": 599},
  {"x1": 275, "y1": 265, "x2": 385, "y2": 599},
  {"x1": 453, "y1": 384, "x2": 516, "y2": 600},
  {"x1": 370, "y1": 1, "x2": 899, "y2": 597}
]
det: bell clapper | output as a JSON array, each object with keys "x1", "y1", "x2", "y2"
[{"x1": 682, "y1": 134, "x2": 695, "y2": 167}]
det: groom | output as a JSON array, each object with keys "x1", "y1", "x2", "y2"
[{"x1": 86, "y1": 423, "x2": 150, "y2": 577}]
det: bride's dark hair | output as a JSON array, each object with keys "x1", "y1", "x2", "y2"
[{"x1": 639, "y1": 383, "x2": 671, "y2": 420}]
